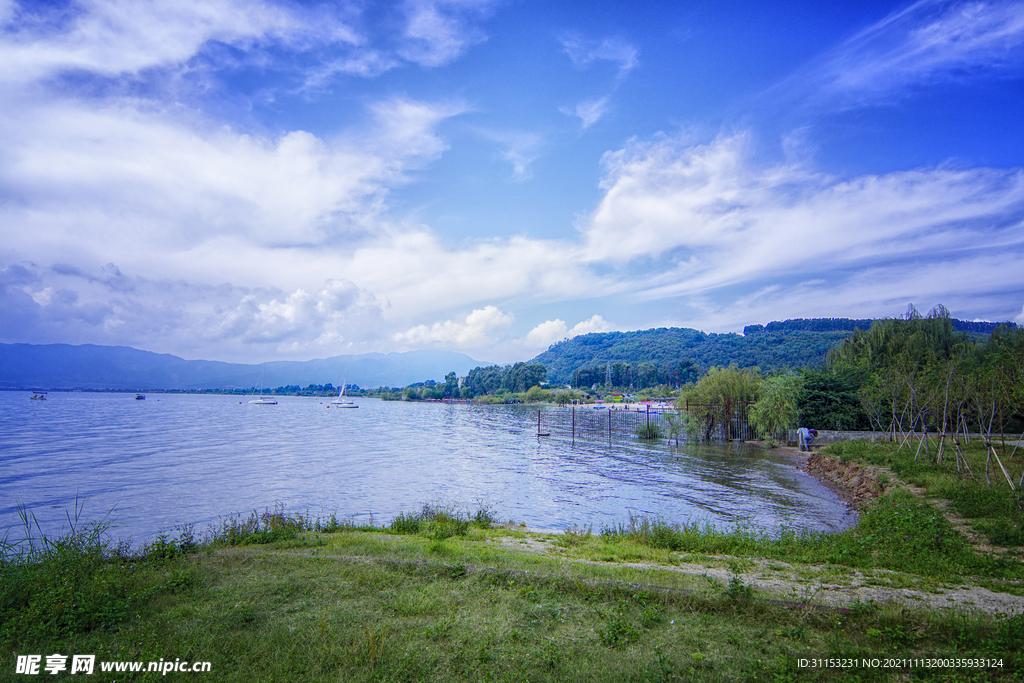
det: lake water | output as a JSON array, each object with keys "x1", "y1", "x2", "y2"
[{"x1": 0, "y1": 391, "x2": 855, "y2": 545}]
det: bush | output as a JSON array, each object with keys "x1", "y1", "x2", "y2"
[
  {"x1": 212, "y1": 505, "x2": 307, "y2": 546},
  {"x1": 0, "y1": 505, "x2": 200, "y2": 644},
  {"x1": 634, "y1": 423, "x2": 662, "y2": 440},
  {"x1": 387, "y1": 503, "x2": 489, "y2": 539}
]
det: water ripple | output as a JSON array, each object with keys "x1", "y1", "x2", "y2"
[{"x1": 0, "y1": 392, "x2": 855, "y2": 543}]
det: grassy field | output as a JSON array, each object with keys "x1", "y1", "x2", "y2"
[
  {"x1": 822, "y1": 438, "x2": 1024, "y2": 551},
  {"x1": 3, "y1": 440, "x2": 1024, "y2": 682}
]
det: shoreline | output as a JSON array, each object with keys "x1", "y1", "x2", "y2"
[{"x1": 750, "y1": 441, "x2": 883, "y2": 508}]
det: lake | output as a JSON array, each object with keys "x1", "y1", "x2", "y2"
[{"x1": 0, "y1": 391, "x2": 855, "y2": 545}]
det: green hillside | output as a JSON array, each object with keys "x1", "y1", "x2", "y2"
[{"x1": 530, "y1": 317, "x2": 1016, "y2": 387}]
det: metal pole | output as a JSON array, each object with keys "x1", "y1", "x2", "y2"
[{"x1": 726, "y1": 398, "x2": 731, "y2": 441}]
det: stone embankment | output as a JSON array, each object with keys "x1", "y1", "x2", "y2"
[{"x1": 802, "y1": 452, "x2": 883, "y2": 507}]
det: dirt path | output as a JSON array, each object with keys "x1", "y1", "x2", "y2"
[
  {"x1": 490, "y1": 448, "x2": 1024, "y2": 616},
  {"x1": 495, "y1": 537, "x2": 1024, "y2": 616},
  {"x1": 792, "y1": 446, "x2": 1022, "y2": 559}
]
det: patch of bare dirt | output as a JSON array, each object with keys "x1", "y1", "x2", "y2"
[
  {"x1": 802, "y1": 451, "x2": 884, "y2": 507},
  {"x1": 495, "y1": 536, "x2": 1024, "y2": 616},
  {"x1": 802, "y1": 452, "x2": 1022, "y2": 560}
]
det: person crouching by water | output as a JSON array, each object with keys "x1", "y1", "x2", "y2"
[{"x1": 797, "y1": 427, "x2": 818, "y2": 451}]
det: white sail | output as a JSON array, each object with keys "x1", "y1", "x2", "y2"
[
  {"x1": 248, "y1": 364, "x2": 277, "y2": 405},
  {"x1": 329, "y1": 372, "x2": 357, "y2": 408}
]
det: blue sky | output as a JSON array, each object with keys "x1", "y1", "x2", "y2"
[{"x1": 1, "y1": 0, "x2": 1023, "y2": 364}]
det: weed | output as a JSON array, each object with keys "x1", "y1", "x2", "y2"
[
  {"x1": 634, "y1": 423, "x2": 663, "y2": 440},
  {"x1": 947, "y1": 484, "x2": 1018, "y2": 518},
  {"x1": 598, "y1": 613, "x2": 639, "y2": 648},
  {"x1": 558, "y1": 524, "x2": 593, "y2": 547},
  {"x1": 724, "y1": 575, "x2": 753, "y2": 603},
  {"x1": 387, "y1": 503, "x2": 493, "y2": 540},
  {"x1": 0, "y1": 502, "x2": 200, "y2": 644},
  {"x1": 986, "y1": 519, "x2": 1024, "y2": 546},
  {"x1": 361, "y1": 625, "x2": 387, "y2": 674},
  {"x1": 472, "y1": 502, "x2": 497, "y2": 529},
  {"x1": 210, "y1": 504, "x2": 307, "y2": 546},
  {"x1": 389, "y1": 510, "x2": 423, "y2": 535}
]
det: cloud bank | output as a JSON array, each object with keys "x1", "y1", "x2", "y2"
[{"x1": 1, "y1": 0, "x2": 1023, "y2": 365}]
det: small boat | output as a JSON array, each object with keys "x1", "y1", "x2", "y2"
[
  {"x1": 330, "y1": 373, "x2": 357, "y2": 408},
  {"x1": 135, "y1": 394, "x2": 146, "y2": 400},
  {"x1": 30, "y1": 391, "x2": 47, "y2": 400},
  {"x1": 248, "y1": 364, "x2": 277, "y2": 405}
]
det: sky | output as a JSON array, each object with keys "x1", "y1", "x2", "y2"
[{"x1": 1, "y1": 0, "x2": 1024, "y2": 365}]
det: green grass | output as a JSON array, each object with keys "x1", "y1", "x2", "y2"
[
  {"x1": 577, "y1": 489, "x2": 1023, "y2": 580},
  {"x1": 821, "y1": 439, "x2": 1024, "y2": 549},
  {"x1": 3, "y1": 485, "x2": 1024, "y2": 681},
  {"x1": 4, "y1": 518, "x2": 1023, "y2": 682}
]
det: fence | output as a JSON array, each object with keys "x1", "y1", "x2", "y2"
[
  {"x1": 681, "y1": 400, "x2": 755, "y2": 442},
  {"x1": 533, "y1": 401, "x2": 754, "y2": 446},
  {"x1": 535, "y1": 405, "x2": 675, "y2": 446}
]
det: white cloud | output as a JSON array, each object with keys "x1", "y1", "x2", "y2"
[
  {"x1": 562, "y1": 97, "x2": 609, "y2": 129},
  {"x1": 560, "y1": 34, "x2": 638, "y2": 76},
  {"x1": 0, "y1": 93, "x2": 464, "y2": 283},
  {"x1": 525, "y1": 319, "x2": 567, "y2": 346},
  {"x1": 795, "y1": 0, "x2": 1024, "y2": 106},
  {"x1": 6, "y1": 117, "x2": 1023, "y2": 361},
  {"x1": 395, "y1": 305, "x2": 514, "y2": 347},
  {"x1": 525, "y1": 314, "x2": 615, "y2": 348},
  {"x1": 497, "y1": 133, "x2": 543, "y2": 181},
  {"x1": 205, "y1": 279, "x2": 382, "y2": 346},
  {"x1": 679, "y1": 250, "x2": 1024, "y2": 334},
  {"x1": 558, "y1": 33, "x2": 635, "y2": 129},
  {"x1": 0, "y1": 0, "x2": 346, "y2": 84},
  {"x1": 582, "y1": 132, "x2": 1024, "y2": 304},
  {"x1": 569, "y1": 314, "x2": 614, "y2": 336},
  {"x1": 399, "y1": 0, "x2": 495, "y2": 67},
  {"x1": 3, "y1": 0, "x2": 1022, "y2": 365},
  {"x1": 303, "y1": 51, "x2": 401, "y2": 85},
  {"x1": 0, "y1": 261, "x2": 388, "y2": 361}
]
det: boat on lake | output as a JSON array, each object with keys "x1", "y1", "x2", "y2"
[
  {"x1": 30, "y1": 391, "x2": 47, "y2": 400},
  {"x1": 329, "y1": 373, "x2": 357, "y2": 408},
  {"x1": 135, "y1": 394, "x2": 146, "y2": 400},
  {"x1": 248, "y1": 365, "x2": 277, "y2": 405}
]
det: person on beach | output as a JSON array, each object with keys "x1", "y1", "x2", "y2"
[{"x1": 797, "y1": 427, "x2": 817, "y2": 451}]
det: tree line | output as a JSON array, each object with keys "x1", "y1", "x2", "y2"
[
  {"x1": 677, "y1": 305, "x2": 1024, "y2": 486},
  {"x1": 570, "y1": 360, "x2": 701, "y2": 390}
]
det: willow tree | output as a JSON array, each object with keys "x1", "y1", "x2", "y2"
[
  {"x1": 677, "y1": 365, "x2": 761, "y2": 441},
  {"x1": 749, "y1": 373, "x2": 804, "y2": 441},
  {"x1": 828, "y1": 304, "x2": 972, "y2": 448}
]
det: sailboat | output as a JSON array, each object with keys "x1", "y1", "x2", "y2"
[
  {"x1": 329, "y1": 373, "x2": 357, "y2": 408},
  {"x1": 248, "y1": 364, "x2": 277, "y2": 405}
]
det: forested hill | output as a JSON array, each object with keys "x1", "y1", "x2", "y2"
[
  {"x1": 531, "y1": 317, "x2": 1017, "y2": 386},
  {"x1": 743, "y1": 317, "x2": 1015, "y2": 335}
]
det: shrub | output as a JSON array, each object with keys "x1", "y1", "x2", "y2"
[
  {"x1": 387, "y1": 503, "x2": 486, "y2": 539},
  {"x1": 634, "y1": 423, "x2": 662, "y2": 440}
]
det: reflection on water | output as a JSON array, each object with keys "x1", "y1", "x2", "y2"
[{"x1": 0, "y1": 392, "x2": 855, "y2": 543}]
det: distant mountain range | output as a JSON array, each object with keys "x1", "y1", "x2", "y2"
[
  {"x1": 0, "y1": 344, "x2": 491, "y2": 391},
  {"x1": 3, "y1": 316, "x2": 1015, "y2": 391}
]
